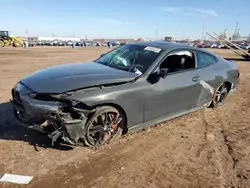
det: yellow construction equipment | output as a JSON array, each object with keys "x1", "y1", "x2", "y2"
[{"x1": 0, "y1": 31, "x2": 23, "y2": 47}]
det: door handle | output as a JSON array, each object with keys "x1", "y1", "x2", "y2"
[{"x1": 192, "y1": 76, "x2": 200, "y2": 82}]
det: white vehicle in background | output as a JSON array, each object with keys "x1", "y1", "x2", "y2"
[
  {"x1": 66, "y1": 41, "x2": 73, "y2": 46},
  {"x1": 217, "y1": 44, "x2": 225, "y2": 48},
  {"x1": 241, "y1": 44, "x2": 250, "y2": 50},
  {"x1": 211, "y1": 43, "x2": 218, "y2": 48},
  {"x1": 211, "y1": 43, "x2": 225, "y2": 48}
]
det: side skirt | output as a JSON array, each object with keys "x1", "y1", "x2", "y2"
[{"x1": 128, "y1": 106, "x2": 203, "y2": 133}]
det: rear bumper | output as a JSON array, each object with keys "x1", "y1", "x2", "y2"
[{"x1": 228, "y1": 78, "x2": 239, "y2": 96}]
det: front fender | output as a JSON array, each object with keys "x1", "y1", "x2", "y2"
[{"x1": 63, "y1": 84, "x2": 145, "y2": 128}]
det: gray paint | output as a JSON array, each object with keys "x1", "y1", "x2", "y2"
[
  {"x1": 20, "y1": 62, "x2": 137, "y2": 93},
  {"x1": 12, "y1": 42, "x2": 240, "y2": 141},
  {"x1": 62, "y1": 43, "x2": 239, "y2": 128}
]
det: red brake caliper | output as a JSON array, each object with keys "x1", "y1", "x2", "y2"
[{"x1": 109, "y1": 114, "x2": 117, "y2": 130}]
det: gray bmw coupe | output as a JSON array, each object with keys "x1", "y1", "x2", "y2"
[{"x1": 11, "y1": 42, "x2": 240, "y2": 147}]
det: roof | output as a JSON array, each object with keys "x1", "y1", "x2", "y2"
[
  {"x1": 129, "y1": 41, "x2": 195, "y2": 50},
  {"x1": 128, "y1": 41, "x2": 218, "y2": 56}
]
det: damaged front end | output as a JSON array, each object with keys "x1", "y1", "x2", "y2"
[{"x1": 11, "y1": 82, "x2": 95, "y2": 146}]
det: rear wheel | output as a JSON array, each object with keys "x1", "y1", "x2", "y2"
[
  {"x1": 210, "y1": 83, "x2": 229, "y2": 108},
  {"x1": 84, "y1": 106, "x2": 125, "y2": 147},
  {"x1": 0, "y1": 40, "x2": 4, "y2": 47},
  {"x1": 242, "y1": 54, "x2": 250, "y2": 60}
]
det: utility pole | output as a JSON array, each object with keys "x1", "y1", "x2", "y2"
[
  {"x1": 233, "y1": 22, "x2": 240, "y2": 40},
  {"x1": 155, "y1": 28, "x2": 159, "y2": 40},
  {"x1": 201, "y1": 24, "x2": 205, "y2": 40},
  {"x1": 181, "y1": 30, "x2": 184, "y2": 40}
]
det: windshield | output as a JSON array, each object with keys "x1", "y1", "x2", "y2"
[{"x1": 95, "y1": 44, "x2": 163, "y2": 75}]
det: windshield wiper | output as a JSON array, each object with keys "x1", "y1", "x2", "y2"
[{"x1": 108, "y1": 64, "x2": 126, "y2": 71}]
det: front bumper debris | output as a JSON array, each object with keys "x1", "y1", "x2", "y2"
[{"x1": 11, "y1": 88, "x2": 93, "y2": 146}]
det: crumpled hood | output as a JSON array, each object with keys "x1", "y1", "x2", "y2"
[{"x1": 20, "y1": 62, "x2": 137, "y2": 93}]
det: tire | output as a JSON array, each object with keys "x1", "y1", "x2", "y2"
[
  {"x1": 83, "y1": 106, "x2": 125, "y2": 147},
  {"x1": 0, "y1": 40, "x2": 4, "y2": 47},
  {"x1": 13, "y1": 40, "x2": 22, "y2": 47},
  {"x1": 242, "y1": 54, "x2": 250, "y2": 60},
  {"x1": 210, "y1": 83, "x2": 229, "y2": 108}
]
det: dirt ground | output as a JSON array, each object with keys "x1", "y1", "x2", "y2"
[{"x1": 0, "y1": 47, "x2": 249, "y2": 188}]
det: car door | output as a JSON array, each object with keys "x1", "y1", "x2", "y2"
[
  {"x1": 144, "y1": 49, "x2": 204, "y2": 122},
  {"x1": 192, "y1": 50, "x2": 220, "y2": 106}
]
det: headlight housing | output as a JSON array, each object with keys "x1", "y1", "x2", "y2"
[{"x1": 13, "y1": 82, "x2": 35, "y2": 96}]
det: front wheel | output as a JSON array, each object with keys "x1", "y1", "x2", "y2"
[
  {"x1": 210, "y1": 83, "x2": 228, "y2": 108},
  {"x1": 83, "y1": 106, "x2": 125, "y2": 147},
  {"x1": 13, "y1": 40, "x2": 22, "y2": 47},
  {"x1": 0, "y1": 40, "x2": 5, "y2": 47}
]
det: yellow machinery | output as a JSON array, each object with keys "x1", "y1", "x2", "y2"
[{"x1": 0, "y1": 31, "x2": 23, "y2": 47}]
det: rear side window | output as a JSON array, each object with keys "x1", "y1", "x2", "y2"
[{"x1": 196, "y1": 51, "x2": 217, "y2": 68}]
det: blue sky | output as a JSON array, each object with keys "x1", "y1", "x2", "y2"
[{"x1": 2, "y1": 0, "x2": 250, "y2": 39}]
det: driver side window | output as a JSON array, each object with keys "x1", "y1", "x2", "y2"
[{"x1": 159, "y1": 50, "x2": 195, "y2": 73}]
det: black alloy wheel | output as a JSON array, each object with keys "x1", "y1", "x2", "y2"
[
  {"x1": 84, "y1": 106, "x2": 124, "y2": 147},
  {"x1": 211, "y1": 83, "x2": 229, "y2": 108}
]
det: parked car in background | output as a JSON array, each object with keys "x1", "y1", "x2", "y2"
[
  {"x1": 29, "y1": 42, "x2": 36, "y2": 47},
  {"x1": 119, "y1": 42, "x2": 127, "y2": 46},
  {"x1": 57, "y1": 41, "x2": 67, "y2": 46},
  {"x1": 186, "y1": 43, "x2": 194, "y2": 46},
  {"x1": 76, "y1": 42, "x2": 82, "y2": 46},
  {"x1": 217, "y1": 44, "x2": 225, "y2": 49},
  {"x1": 211, "y1": 43, "x2": 218, "y2": 48},
  {"x1": 23, "y1": 39, "x2": 36, "y2": 47},
  {"x1": 11, "y1": 41, "x2": 239, "y2": 147},
  {"x1": 201, "y1": 43, "x2": 212, "y2": 48},
  {"x1": 211, "y1": 43, "x2": 225, "y2": 49},
  {"x1": 241, "y1": 44, "x2": 250, "y2": 50},
  {"x1": 66, "y1": 41, "x2": 73, "y2": 46},
  {"x1": 101, "y1": 42, "x2": 108, "y2": 46},
  {"x1": 36, "y1": 41, "x2": 45, "y2": 46},
  {"x1": 194, "y1": 43, "x2": 203, "y2": 48},
  {"x1": 96, "y1": 42, "x2": 101, "y2": 46}
]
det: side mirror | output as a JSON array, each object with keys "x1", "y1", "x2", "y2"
[{"x1": 159, "y1": 68, "x2": 169, "y2": 78}]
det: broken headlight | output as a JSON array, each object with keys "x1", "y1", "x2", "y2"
[{"x1": 13, "y1": 82, "x2": 35, "y2": 97}]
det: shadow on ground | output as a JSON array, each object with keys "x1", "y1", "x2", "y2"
[
  {"x1": 225, "y1": 57, "x2": 250, "y2": 62},
  {"x1": 0, "y1": 102, "x2": 73, "y2": 151}
]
